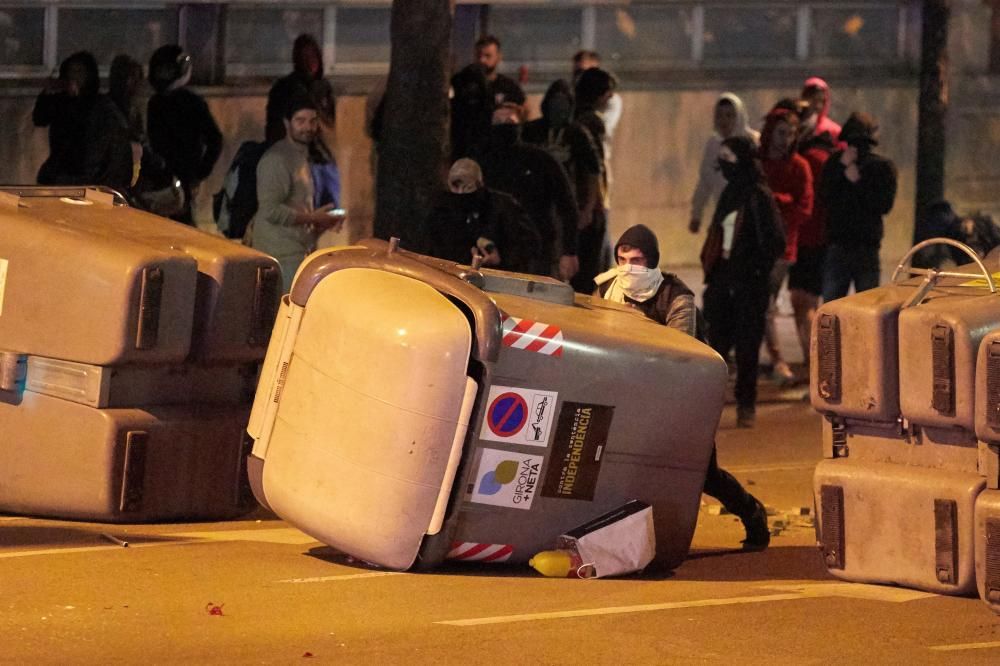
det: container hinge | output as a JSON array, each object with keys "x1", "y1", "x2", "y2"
[
  {"x1": 816, "y1": 313, "x2": 841, "y2": 402},
  {"x1": 933, "y1": 498, "x2": 959, "y2": 585},
  {"x1": 830, "y1": 417, "x2": 848, "y2": 458},
  {"x1": 119, "y1": 431, "x2": 149, "y2": 513},
  {"x1": 819, "y1": 485, "x2": 845, "y2": 570},
  {"x1": 931, "y1": 324, "x2": 955, "y2": 416},
  {"x1": 0, "y1": 351, "x2": 26, "y2": 392},
  {"x1": 135, "y1": 267, "x2": 163, "y2": 350}
]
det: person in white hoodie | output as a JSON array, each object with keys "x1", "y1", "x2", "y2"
[{"x1": 688, "y1": 93, "x2": 759, "y2": 234}]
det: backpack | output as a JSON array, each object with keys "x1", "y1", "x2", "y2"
[{"x1": 213, "y1": 140, "x2": 267, "y2": 239}]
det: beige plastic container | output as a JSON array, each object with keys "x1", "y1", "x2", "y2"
[
  {"x1": 815, "y1": 457, "x2": 982, "y2": 596},
  {"x1": 0, "y1": 192, "x2": 197, "y2": 365},
  {"x1": 974, "y1": 489, "x2": 1000, "y2": 614},
  {"x1": 16, "y1": 191, "x2": 282, "y2": 362},
  {"x1": 0, "y1": 388, "x2": 254, "y2": 522}
]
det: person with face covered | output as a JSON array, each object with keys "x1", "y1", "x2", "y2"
[
  {"x1": 250, "y1": 96, "x2": 346, "y2": 292},
  {"x1": 760, "y1": 107, "x2": 813, "y2": 385},
  {"x1": 700, "y1": 136, "x2": 786, "y2": 428},
  {"x1": 690, "y1": 93, "x2": 760, "y2": 235},
  {"x1": 595, "y1": 225, "x2": 770, "y2": 550},
  {"x1": 33, "y1": 51, "x2": 133, "y2": 193},
  {"x1": 477, "y1": 104, "x2": 580, "y2": 282},
  {"x1": 420, "y1": 159, "x2": 543, "y2": 274},
  {"x1": 819, "y1": 112, "x2": 897, "y2": 302},
  {"x1": 522, "y1": 80, "x2": 603, "y2": 289},
  {"x1": 801, "y1": 77, "x2": 841, "y2": 145},
  {"x1": 147, "y1": 44, "x2": 223, "y2": 225}
]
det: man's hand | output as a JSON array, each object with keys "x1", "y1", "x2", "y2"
[
  {"x1": 470, "y1": 244, "x2": 501, "y2": 267},
  {"x1": 845, "y1": 163, "x2": 861, "y2": 183},
  {"x1": 303, "y1": 204, "x2": 345, "y2": 233},
  {"x1": 840, "y1": 145, "x2": 858, "y2": 167},
  {"x1": 559, "y1": 254, "x2": 579, "y2": 282},
  {"x1": 688, "y1": 217, "x2": 701, "y2": 234}
]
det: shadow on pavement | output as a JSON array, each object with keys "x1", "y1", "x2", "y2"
[
  {"x1": 676, "y1": 545, "x2": 834, "y2": 582},
  {"x1": 0, "y1": 523, "x2": 185, "y2": 549},
  {"x1": 303, "y1": 544, "x2": 830, "y2": 583}
]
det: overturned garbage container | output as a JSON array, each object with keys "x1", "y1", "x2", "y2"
[
  {"x1": 247, "y1": 240, "x2": 728, "y2": 571},
  {"x1": 812, "y1": 239, "x2": 1000, "y2": 601},
  {"x1": 0, "y1": 187, "x2": 280, "y2": 522}
]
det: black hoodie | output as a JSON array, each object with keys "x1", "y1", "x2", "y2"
[
  {"x1": 820, "y1": 112, "x2": 897, "y2": 248},
  {"x1": 266, "y1": 34, "x2": 337, "y2": 144}
]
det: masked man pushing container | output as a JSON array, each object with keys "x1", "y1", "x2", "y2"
[{"x1": 595, "y1": 224, "x2": 770, "y2": 550}]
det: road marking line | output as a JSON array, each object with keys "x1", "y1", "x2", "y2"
[
  {"x1": 277, "y1": 572, "x2": 404, "y2": 584},
  {"x1": 436, "y1": 582, "x2": 936, "y2": 627},
  {"x1": 437, "y1": 593, "x2": 807, "y2": 626},
  {"x1": 1, "y1": 527, "x2": 318, "y2": 558},
  {"x1": 929, "y1": 641, "x2": 1000, "y2": 652},
  {"x1": 0, "y1": 540, "x2": 196, "y2": 559}
]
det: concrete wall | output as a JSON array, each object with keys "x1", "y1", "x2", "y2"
[{"x1": 2, "y1": 82, "x2": 920, "y2": 269}]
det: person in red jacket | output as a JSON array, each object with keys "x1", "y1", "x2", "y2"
[
  {"x1": 789, "y1": 102, "x2": 836, "y2": 368},
  {"x1": 760, "y1": 107, "x2": 813, "y2": 385}
]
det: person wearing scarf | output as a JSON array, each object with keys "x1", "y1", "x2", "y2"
[
  {"x1": 594, "y1": 224, "x2": 770, "y2": 550},
  {"x1": 700, "y1": 136, "x2": 786, "y2": 428}
]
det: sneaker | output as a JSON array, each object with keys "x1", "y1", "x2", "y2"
[
  {"x1": 771, "y1": 360, "x2": 796, "y2": 386},
  {"x1": 741, "y1": 499, "x2": 770, "y2": 551},
  {"x1": 736, "y1": 406, "x2": 755, "y2": 428}
]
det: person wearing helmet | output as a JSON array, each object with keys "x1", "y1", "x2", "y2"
[{"x1": 147, "y1": 44, "x2": 223, "y2": 225}]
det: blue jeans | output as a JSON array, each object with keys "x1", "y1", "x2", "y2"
[{"x1": 822, "y1": 243, "x2": 880, "y2": 302}]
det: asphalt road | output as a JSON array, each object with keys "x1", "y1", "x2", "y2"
[{"x1": 2, "y1": 400, "x2": 999, "y2": 664}]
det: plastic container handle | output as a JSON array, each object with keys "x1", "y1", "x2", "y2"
[{"x1": 890, "y1": 237, "x2": 996, "y2": 294}]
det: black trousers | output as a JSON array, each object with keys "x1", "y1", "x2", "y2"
[
  {"x1": 702, "y1": 268, "x2": 770, "y2": 410},
  {"x1": 703, "y1": 446, "x2": 757, "y2": 520},
  {"x1": 570, "y1": 211, "x2": 612, "y2": 294}
]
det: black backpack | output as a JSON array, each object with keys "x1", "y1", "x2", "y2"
[{"x1": 213, "y1": 140, "x2": 268, "y2": 239}]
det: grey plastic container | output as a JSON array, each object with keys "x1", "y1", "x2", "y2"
[{"x1": 247, "y1": 241, "x2": 727, "y2": 571}]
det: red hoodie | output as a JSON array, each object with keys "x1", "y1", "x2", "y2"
[
  {"x1": 761, "y1": 110, "x2": 814, "y2": 263},
  {"x1": 802, "y1": 76, "x2": 841, "y2": 141}
]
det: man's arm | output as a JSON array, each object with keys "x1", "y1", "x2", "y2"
[{"x1": 664, "y1": 293, "x2": 697, "y2": 338}]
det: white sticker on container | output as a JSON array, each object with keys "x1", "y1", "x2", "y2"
[
  {"x1": 0, "y1": 258, "x2": 8, "y2": 318},
  {"x1": 480, "y1": 384, "x2": 558, "y2": 447},
  {"x1": 469, "y1": 447, "x2": 543, "y2": 511}
]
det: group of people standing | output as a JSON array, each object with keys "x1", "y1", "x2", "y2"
[
  {"x1": 33, "y1": 46, "x2": 222, "y2": 226},
  {"x1": 688, "y1": 78, "x2": 898, "y2": 427},
  {"x1": 421, "y1": 37, "x2": 621, "y2": 294}
]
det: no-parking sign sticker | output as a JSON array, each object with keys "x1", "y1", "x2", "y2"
[{"x1": 479, "y1": 385, "x2": 558, "y2": 447}]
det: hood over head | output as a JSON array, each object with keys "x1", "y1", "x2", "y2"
[
  {"x1": 614, "y1": 224, "x2": 660, "y2": 268},
  {"x1": 802, "y1": 76, "x2": 832, "y2": 125},
  {"x1": 716, "y1": 92, "x2": 756, "y2": 140},
  {"x1": 292, "y1": 33, "x2": 324, "y2": 79},
  {"x1": 540, "y1": 79, "x2": 575, "y2": 127}
]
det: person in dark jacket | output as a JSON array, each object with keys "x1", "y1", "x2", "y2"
[
  {"x1": 701, "y1": 135, "x2": 786, "y2": 428},
  {"x1": 819, "y1": 111, "x2": 897, "y2": 302},
  {"x1": 450, "y1": 63, "x2": 494, "y2": 162},
  {"x1": 265, "y1": 34, "x2": 336, "y2": 145},
  {"x1": 33, "y1": 51, "x2": 133, "y2": 194},
  {"x1": 147, "y1": 44, "x2": 223, "y2": 225},
  {"x1": 420, "y1": 158, "x2": 544, "y2": 274},
  {"x1": 568, "y1": 68, "x2": 617, "y2": 294},
  {"x1": 596, "y1": 225, "x2": 770, "y2": 550},
  {"x1": 522, "y1": 80, "x2": 603, "y2": 287},
  {"x1": 477, "y1": 104, "x2": 580, "y2": 282}
]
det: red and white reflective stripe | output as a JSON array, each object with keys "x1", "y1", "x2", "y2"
[
  {"x1": 500, "y1": 314, "x2": 564, "y2": 357},
  {"x1": 446, "y1": 541, "x2": 514, "y2": 563}
]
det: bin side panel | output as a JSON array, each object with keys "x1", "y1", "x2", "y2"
[
  {"x1": 0, "y1": 390, "x2": 251, "y2": 522},
  {"x1": 813, "y1": 458, "x2": 982, "y2": 595},
  {"x1": 448, "y1": 294, "x2": 727, "y2": 571}
]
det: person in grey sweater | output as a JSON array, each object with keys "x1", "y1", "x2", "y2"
[{"x1": 250, "y1": 96, "x2": 345, "y2": 292}]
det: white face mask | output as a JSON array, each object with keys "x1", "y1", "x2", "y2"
[{"x1": 615, "y1": 263, "x2": 663, "y2": 301}]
